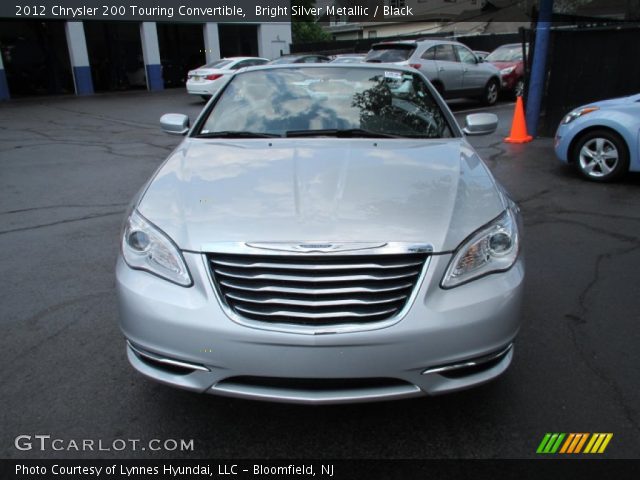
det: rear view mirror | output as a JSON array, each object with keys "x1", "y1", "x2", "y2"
[
  {"x1": 463, "y1": 113, "x2": 498, "y2": 136},
  {"x1": 160, "y1": 113, "x2": 189, "y2": 135}
]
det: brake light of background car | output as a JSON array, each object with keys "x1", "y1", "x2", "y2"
[
  {"x1": 205, "y1": 74, "x2": 223, "y2": 81},
  {"x1": 409, "y1": 64, "x2": 422, "y2": 69}
]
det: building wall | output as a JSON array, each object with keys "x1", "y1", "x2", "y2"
[
  {"x1": 362, "y1": 22, "x2": 443, "y2": 38},
  {"x1": 331, "y1": 22, "x2": 444, "y2": 41},
  {"x1": 258, "y1": 23, "x2": 292, "y2": 59},
  {"x1": 0, "y1": 20, "x2": 291, "y2": 98}
]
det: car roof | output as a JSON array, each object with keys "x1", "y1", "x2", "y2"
[
  {"x1": 238, "y1": 63, "x2": 420, "y2": 75},
  {"x1": 277, "y1": 54, "x2": 325, "y2": 58},
  {"x1": 223, "y1": 56, "x2": 268, "y2": 61},
  {"x1": 372, "y1": 38, "x2": 464, "y2": 49}
]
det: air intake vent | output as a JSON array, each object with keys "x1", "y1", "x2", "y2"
[{"x1": 207, "y1": 253, "x2": 428, "y2": 326}]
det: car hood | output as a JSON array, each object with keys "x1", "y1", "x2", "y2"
[
  {"x1": 589, "y1": 93, "x2": 640, "y2": 108},
  {"x1": 138, "y1": 139, "x2": 506, "y2": 253},
  {"x1": 489, "y1": 61, "x2": 520, "y2": 70}
]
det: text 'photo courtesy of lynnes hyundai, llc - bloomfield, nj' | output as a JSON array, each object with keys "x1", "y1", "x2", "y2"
[{"x1": 1, "y1": 0, "x2": 640, "y2": 479}]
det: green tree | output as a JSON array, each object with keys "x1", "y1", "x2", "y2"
[{"x1": 291, "y1": 0, "x2": 331, "y2": 44}]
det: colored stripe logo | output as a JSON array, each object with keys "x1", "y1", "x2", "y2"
[{"x1": 537, "y1": 433, "x2": 613, "y2": 454}]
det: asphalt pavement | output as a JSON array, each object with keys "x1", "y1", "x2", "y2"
[{"x1": 1, "y1": 89, "x2": 639, "y2": 459}]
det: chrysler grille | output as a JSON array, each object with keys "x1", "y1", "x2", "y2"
[{"x1": 207, "y1": 253, "x2": 428, "y2": 325}]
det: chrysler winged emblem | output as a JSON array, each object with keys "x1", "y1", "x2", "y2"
[{"x1": 246, "y1": 242, "x2": 388, "y2": 253}]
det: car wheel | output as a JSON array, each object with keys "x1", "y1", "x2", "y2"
[
  {"x1": 514, "y1": 79, "x2": 525, "y2": 98},
  {"x1": 201, "y1": 95, "x2": 211, "y2": 101},
  {"x1": 482, "y1": 79, "x2": 499, "y2": 106},
  {"x1": 573, "y1": 129, "x2": 629, "y2": 182}
]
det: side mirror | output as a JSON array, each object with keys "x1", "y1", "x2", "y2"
[
  {"x1": 463, "y1": 113, "x2": 498, "y2": 136},
  {"x1": 160, "y1": 113, "x2": 189, "y2": 135}
]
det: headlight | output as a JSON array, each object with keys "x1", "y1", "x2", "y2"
[
  {"x1": 441, "y1": 208, "x2": 520, "y2": 289},
  {"x1": 121, "y1": 210, "x2": 192, "y2": 287},
  {"x1": 500, "y1": 66, "x2": 515, "y2": 75},
  {"x1": 562, "y1": 106, "x2": 599, "y2": 124}
]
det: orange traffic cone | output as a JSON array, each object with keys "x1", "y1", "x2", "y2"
[{"x1": 504, "y1": 96, "x2": 533, "y2": 144}]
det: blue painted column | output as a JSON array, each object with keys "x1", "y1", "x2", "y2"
[
  {"x1": 140, "y1": 22, "x2": 163, "y2": 91},
  {"x1": 65, "y1": 22, "x2": 94, "y2": 95},
  {"x1": 525, "y1": 0, "x2": 554, "y2": 137},
  {"x1": 0, "y1": 49, "x2": 9, "y2": 100}
]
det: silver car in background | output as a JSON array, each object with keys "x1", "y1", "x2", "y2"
[
  {"x1": 365, "y1": 39, "x2": 502, "y2": 105},
  {"x1": 330, "y1": 54, "x2": 367, "y2": 64},
  {"x1": 117, "y1": 65, "x2": 524, "y2": 404}
]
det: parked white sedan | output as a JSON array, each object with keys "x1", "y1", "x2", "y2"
[{"x1": 186, "y1": 57, "x2": 269, "y2": 99}]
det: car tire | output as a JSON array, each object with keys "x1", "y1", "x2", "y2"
[
  {"x1": 201, "y1": 95, "x2": 211, "y2": 101},
  {"x1": 482, "y1": 79, "x2": 500, "y2": 106},
  {"x1": 514, "y1": 79, "x2": 525, "y2": 98},
  {"x1": 572, "y1": 129, "x2": 629, "y2": 182}
]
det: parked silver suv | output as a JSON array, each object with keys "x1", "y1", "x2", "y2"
[{"x1": 365, "y1": 39, "x2": 502, "y2": 105}]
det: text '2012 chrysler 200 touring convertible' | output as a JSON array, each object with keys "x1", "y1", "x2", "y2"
[{"x1": 116, "y1": 65, "x2": 524, "y2": 404}]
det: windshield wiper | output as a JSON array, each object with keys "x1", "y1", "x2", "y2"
[
  {"x1": 196, "y1": 131, "x2": 281, "y2": 138},
  {"x1": 285, "y1": 128, "x2": 400, "y2": 139}
]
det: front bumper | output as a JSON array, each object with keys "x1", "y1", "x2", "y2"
[
  {"x1": 116, "y1": 251, "x2": 524, "y2": 404},
  {"x1": 554, "y1": 123, "x2": 573, "y2": 163},
  {"x1": 501, "y1": 73, "x2": 518, "y2": 90}
]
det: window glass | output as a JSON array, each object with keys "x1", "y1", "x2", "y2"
[
  {"x1": 269, "y1": 56, "x2": 300, "y2": 65},
  {"x1": 421, "y1": 47, "x2": 436, "y2": 60},
  {"x1": 230, "y1": 60, "x2": 249, "y2": 70},
  {"x1": 198, "y1": 67, "x2": 454, "y2": 139},
  {"x1": 365, "y1": 45, "x2": 416, "y2": 62},
  {"x1": 486, "y1": 45, "x2": 525, "y2": 62},
  {"x1": 434, "y1": 45, "x2": 457, "y2": 62},
  {"x1": 455, "y1": 46, "x2": 477, "y2": 64},
  {"x1": 203, "y1": 59, "x2": 232, "y2": 69}
]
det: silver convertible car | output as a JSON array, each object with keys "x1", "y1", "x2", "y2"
[{"x1": 117, "y1": 65, "x2": 524, "y2": 404}]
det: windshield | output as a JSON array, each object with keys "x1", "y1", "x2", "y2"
[
  {"x1": 365, "y1": 45, "x2": 416, "y2": 63},
  {"x1": 486, "y1": 45, "x2": 524, "y2": 62},
  {"x1": 269, "y1": 56, "x2": 301, "y2": 64},
  {"x1": 202, "y1": 59, "x2": 233, "y2": 69},
  {"x1": 197, "y1": 67, "x2": 454, "y2": 139}
]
